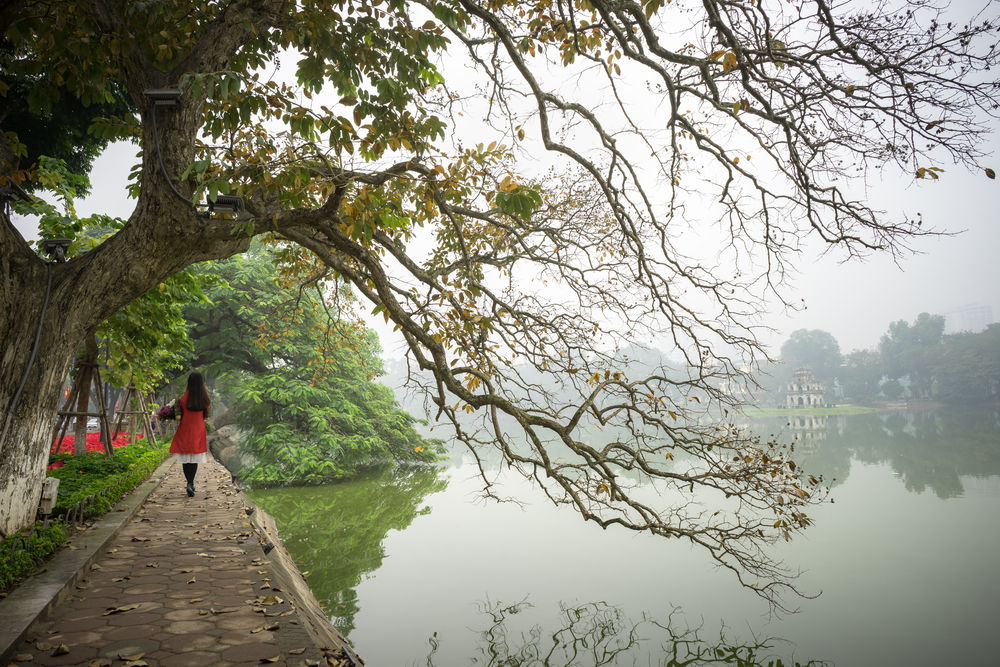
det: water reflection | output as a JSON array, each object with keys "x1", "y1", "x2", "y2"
[
  {"x1": 248, "y1": 464, "x2": 448, "y2": 636},
  {"x1": 748, "y1": 407, "x2": 1000, "y2": 498},
  {"x1": 416, "y1": 599, "x2": 829, "y2": 667}
]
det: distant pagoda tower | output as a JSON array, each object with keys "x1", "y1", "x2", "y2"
[{"x1": 786, "y1": 366, "x2": 824, "y2": 408}]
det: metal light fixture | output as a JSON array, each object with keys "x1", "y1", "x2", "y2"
[
  {"x1": 42, "y1": 238, "x2": 71, "y2": 263},
  {"x1": 207, "y1": 193, "x2": 245, "y2": 214},
  {"x1": 143, "y1": 88, "x2": 183, "y2": 107}
]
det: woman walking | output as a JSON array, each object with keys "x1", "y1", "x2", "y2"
[{"x1": 170, "y1": 371, "x2": 211, "y2": 497}]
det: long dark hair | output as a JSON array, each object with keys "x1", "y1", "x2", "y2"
[{"x1": 185, "y1": 371, "x2": 211, "y2": 412}]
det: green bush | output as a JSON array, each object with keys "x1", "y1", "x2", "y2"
[
  {"x1": 47, "y1": 440, "x2": 171, "y2": 519},
  {"x1": 0, "y1": 521, "x2": 68, "y2": 591}
]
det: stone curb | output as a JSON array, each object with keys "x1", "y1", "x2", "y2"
[
  {"x1": 239, "y1": 494, "x2": 362, "y2": 663},
  {"x1": 0, "y1": 454, "x2": 175, "y2": 665}
]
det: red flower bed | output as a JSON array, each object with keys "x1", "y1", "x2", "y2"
[{"x1": 51, "y1": 432, "x2": 144, "y2": 455}]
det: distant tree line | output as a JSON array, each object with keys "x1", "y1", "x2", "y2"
[{"x1": 762, "y1": 315, "x2": 1000, "y2": 406}]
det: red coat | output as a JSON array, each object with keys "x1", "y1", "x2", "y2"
[{"x1": 169, "y1": 392, "x2": 208, "y2": 454}]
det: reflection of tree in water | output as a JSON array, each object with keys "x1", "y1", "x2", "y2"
[
  {"x1": 248, "y1": 464, "x2": 447, "y2": 636},
  {"x1": 751, "y1": 408, "x2": 1000, "y2": 499},
  {"x1": 417, "y1": 599, "x2": 828, "y2": 667}
]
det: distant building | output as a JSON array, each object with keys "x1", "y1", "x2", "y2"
[
  {"x1": 786, "y1": 366, "x2": 824, "y2": 408},
  {"x1": 938, "y1": 303, "x2": 994, "y2": 335}
]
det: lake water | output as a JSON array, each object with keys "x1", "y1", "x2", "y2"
[{"x1": 248, "y1": 407, "x2": 1000, "y2": 666}]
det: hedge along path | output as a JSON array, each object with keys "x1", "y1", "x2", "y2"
[{"x1": 5, "y1": 457, "x2": 357, "y2": 667}]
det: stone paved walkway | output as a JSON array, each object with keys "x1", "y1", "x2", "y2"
[{"x1": 5, "y1": 458, "x2": 340, "y2": 667}]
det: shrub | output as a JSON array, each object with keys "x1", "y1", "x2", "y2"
[
  {"x1": 0, "y1": 521, "x2": 68, "y2": 591},
  {"x1": 47, "y1": 440, "x2": 170, "y2": 519}
]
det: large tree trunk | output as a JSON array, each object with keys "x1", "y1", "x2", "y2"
[{"x1": 0, "y1": 233, "x2": 79, "y2": 535}]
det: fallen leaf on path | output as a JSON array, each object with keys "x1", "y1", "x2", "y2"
[
  {"x1": 119, "y1": 652, "x2": 145, "y2": 660},
  {"x1": 261, "y1": 656, "x2": 280, "y2": 663},
  {"x1": 189, "y1": 598, "x2": 203, "y2": 603},
  {"x1": 279, "y1": 610, "x2": 294, "y2": 617},
  {"x1": 256, "y1": 595, "x2": 284, "y2": 605},
  {"x1": 251, "y1": 626, "x2": 265, "y2": 634},
  {"x1": 103, "y1": 604, "x2": 141, "y2": 616},
  {"x1": 35, "y1": 642, "x2": 52, "y2": 651},
  {"x1": 123, "y1": 661, "x2": 148, "y2": 667},
  {"x1": 264, "y1": 622, "x2": 279, "y2": 631},
  {"x1": 88, "y1": 659, "x2": 113, "y2": 667},
  {"x1": 188, "y1": 577, "x2": 196, "y2": 584},
  {"x1": 199, "y1": 610, "x2": 208, "y2": 615},
  {"x1": 52, "y1": 644, "x2": 70, "y2": 656},
  {"x1": 68, "y1": 545, "x2": 82, "y2": 550},
  {"x1": 210, "y1": 607, "x2": 240, "y2": 614},
  {"x1": 14, "y1": 653, "x2": 33, "y2": 661},
  {"x1": 131, "y1": 537, "x2": 150, "y2": 542},
  {"x1": 289, "y1": 648, "x2": 305, "y2": 655},
  {"x1": 107, "y1": 548, "x2": 117, "y2": 554}
]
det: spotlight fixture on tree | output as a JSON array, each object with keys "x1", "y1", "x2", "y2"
[
  {"x1": 42, "y1": 239, "x2": 71, "y2": 263},
  {"x1": 143, "y1": 88, "x2": 182, "y2": 107},
  {"x1": 207, "y1": 194, "x2": 244, "y2": 214}
]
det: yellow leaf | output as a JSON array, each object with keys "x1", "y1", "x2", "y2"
[
  {"x1": 665, "y1": 452, "x2": 673, "y2": 460},
  {"x1": 986, "y1": 168, "x2": 996, "y2": 180}
]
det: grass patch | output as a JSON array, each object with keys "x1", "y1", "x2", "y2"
[
  {"x1": 0, "y1": 520, "x2": 68, "y2": 592},
  {"x1": 47, "y1": 439, "x2": 171, "y2": 519},
  {"x1": 746, "y1": 406, "x2": 878, "y2": 417}
]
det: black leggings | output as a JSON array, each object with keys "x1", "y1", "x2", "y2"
[{"x1": 182, "y1": 462, "x2": 198, "y2": 486}]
